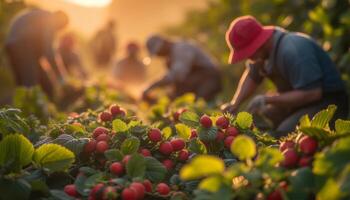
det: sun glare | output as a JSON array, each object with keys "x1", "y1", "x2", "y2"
[{"x1": 65, "y1": 0, "x2": 112, "y2": 7}]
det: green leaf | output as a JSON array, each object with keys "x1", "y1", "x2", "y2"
[
  {"x1": 175, "y1": 123, "x2": 191, "y2": 140},
  {"x1": 231, "y1": 135, "x2": 256, "y2": 160},
  {"x1": 0, "y1": 178, "x2": 32, "y2": 200},
  {"x1": 112, "y1": 119, "x2": 128, "y2": 132},
  {"x1": 199, "y1": 176, "x2": 222, "y2": 192},
  {"x1": 144, "y1": 157, "x2": 167, "y2": 183},
  {"x1": 74, "y1": 174, "x2": 88, "y2": 196},
  {"x1": 287, "y1": 168, "x2": 315, "y2": 200},
  {"x1": 317, "y1": 178, "x2": 343, "y2": 200},
  {"x1": 162, "y1": 127, "x2": 173, "y2": 140},
  {"x1": 311, "y1": 105, "x2": 336, "y2": 129},
  {"x1": 52, "y1": 134, "x2": 88, "y2": 156},
  {"x1": 121, "y1": 137, "x2": 140, "y2": 155},
  {"x1": 33, "y1": 144, "x2": 75, "y2": 173},
  {"x1": 126, "y1": 154, "x2": 146, "y2": 178},
  {"x1": 188, "y1": 139, "x2": 207, "y2": 154},
  {"x1": 235, "y1": 112, "x2": 253, "y2": 129},
  {"x1": 299, "y1": 127, "x2": 333, "y2": 141},
  {"x1": 335, "y1": 119, "x2": 350, "y2": 135},
  {"x1": 299, "y1": 114, "x2": 311, "y2": 128},
  {"x1": 104, "y1": 149, "x2": 124, "y2": 162},
  {"x1": 255, "y1": 148, "x2": 283, "y2": 168},
  {"x1": 198, "y1": 126, "x2": 218, "y2": 141},
  {"x1": 50, "y1": 189, "x2": 75, "y2": 200},
  {"x1": 180, "y1": 155, "x2": 225, "y2": 180},
  {"x1": 0, "y1": 134, "x2": 34, "y2": 173},
  {"x1": 179, "y1": 111, "x2": 200, "y2": 128}
]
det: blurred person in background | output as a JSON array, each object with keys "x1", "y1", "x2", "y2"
[
  {"x1": 57, "y1": 33, "x2": 88, "y2": 80},
  {"x1": 5, "y1": 8, "x2": 69, "y2": 98},
  {"x1": 222, "y1": 16, "x2": 348, "y2": 137},
  {"x1": 113, "y1": 41, "x2": 147, "y2": 84},
  {"x1": 90, "y1": 20, "x2": 117, "y2": 68},
  {"x1": 142, "y1": 35, "x2": 222, "y2": 102}
]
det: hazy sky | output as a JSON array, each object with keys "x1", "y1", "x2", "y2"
[{"x1": 25, "y1": 0, "x2": 207, "y2": 48}]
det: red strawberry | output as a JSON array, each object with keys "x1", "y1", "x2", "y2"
[
  {"x1": 200, "y1": 115, "x2": 212, "y2": 128},
  {"x1": 96, "y1": 133, "x2": 110, "y2": 142},
  {"x1": 89, "y1": 183, "x2": 104, "y2": 199},
  {"x1": 170, "y1": 138, "x2": 185, "y2": 151},
  {"x1": 159, "y1": 142, "x2": 173, "y2": 155},
  {"x1": 130, "y1": 182, "x2": 145, "y2": 200},
  {"x1": 122, "y1": 155, "x2": 131, "y2": 165},
  {"x1": 99, "y1": 111, "x2": 112, "y2": 122},
  {"x1": 110, "y1": 162, "x2": 124, "y2": 176},
  {"x1": 148, "y1": 128, "x2": 162, "y2": 142},
  {"x1": 224, "y1": 136, "x2": 235, "y2": 149},
  {"x1": 64, "y1": 184, "x2": 78, "y2": 197},
  {"x1": 173, "y1": 108, "x2": 187, "y2": 121},
  {"x1": 267, "y1": 189, "x2": 282, "y2": 200},
  {"x1": 156, "y1": 183, "x2": 170, "y2": 196},
  {"x1": 216, "y1": 116, "x2": 229, "y2": 129},
  {"x1": 96, "y1": 141, "x2": 109, "y2": 153},
  {"x1": 143, "y1": 179, "x2": 152, "y2": 193},
  {"x1": 84, "y1": 139, "x2": 96, "y2": 153},
  {"x1": 122, "y1": 187, "x2": 137, "y2": 200},
  {"x1": 298, "y1": 156, "x2": 312, "y2": 167},
  {"x1": 190, "y1": 129, "x2": 198, "y2": 139},
  {"x1": 93, "y1": 127, "x2": 109, "y2": 138},
  {"x1": 299, "y1": 136, "x2": 318, "y2": 155},
  {"x1": 162, "y1": 159, "x2": 174, "y2": 170},
  {"x1": 225, "y1": 126, "x2": 239, "y2": 137},
  {"x1": 281, "y1": 148, "x2": 299, "y2": 168},
  {"x1": 178, "y1": 149, "x2": 189, "y2": 161},
  {"x1": 140, "y1": 148, "x2": 152, "y2": 157},
  {"x1": 103, "y1": 186, "x2": 117, "y2": 200},
  {"x1": 279, "y1": 141, "x2": 295, "y2": 152},
  {"x1": 215, "y1": 131, "x2": 225, "y2": 142},
  {"x1": 109, "y1": 104, "x2": 126, "y2": 117}
]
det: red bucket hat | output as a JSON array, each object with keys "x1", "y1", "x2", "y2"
[{"x1": 226, "y1": 16, "x2": 274, "y2": 64}]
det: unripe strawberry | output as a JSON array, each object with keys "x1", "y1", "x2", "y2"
[
  {"x1": 148, "y1": 128, "x2": 162, "y2": 142},
  {"x1": 281, "y1": 148, "x2": 299, "y2": 168},
  {"x1": 279, "y1": 140, "x2": 295, "y2": 152},
  {"x1": 178, "y1": 149, "x2": 189, "y2": 161},
  {"x1": 200, "y1": 115, "x2": 212, "y2": 128},
  {"x1": 143, "y1": 179, "x2": 152, "y2": 193},
  {"x1": 122, "y1": 155, "x2": 131, "y2": 165},
  {"x1": 93, "y1": 127, "x2": 109, "y2": 138},
  {"x1": 224, "y1": 136, "x2": 235, "y2": 149},
  {"x1": 140, "y1": 148, "x2": 152, "y2": 157},
  {"x1": 216, "y1": 116, "x2": 229, "y2": 129},
  {"x1": 64, "y1": 184, "x2": 78, "y2": 197},
  {"x1": 84, "y1": 139, "x2": 96, "y2": 153},
  {"x1": 298, "y1": 156, "x2": 312, "y2": 167},
  {"x1": 190, "y1": 129, "x2": 198, "y2": 139},
  {"x1": 99, "y1": 111, "x2": 112, "y2": 122},
  {"x1": 170, "y1": 138, "x2": 185, "y2": 151},
  {"x1": 156, "y1": 183, "x2": 170, "y2": 195},
  {"x1": 299, "y1": 136, "x2": 318, "y2": 155},
  {"x1": 96, "y1": 133, "x2": 110, "y2": 142},
  {"x1": 215, "y1": 131, "x2": 225, "y2": 142},
  {"x1": 130, "y1": 182, "x2": 145, "y2": 200},
  {"x1": 122, "y1": 187, "x2": 137, "y2": 200},
  {"x1": 110, "y1": 162, "x2": 124, "y2": 176},
  {"x1": 162, "y1": 159, "x2": 174, "y2": 170},
  {"x1": 96, "y1": 141, "x2": 109, "y2": 153},
  {"x1": 225, "y1": 126, "x2": 239, "y2": 137},
  {"x1": 103, "y1": 186, "x2": 117, "y2": 200},
  {"x1": 159, "y1": 142, "x2": 173, "y2": 156}
]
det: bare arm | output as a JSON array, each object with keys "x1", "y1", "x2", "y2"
[
  {"x1": 222, "y1": 68, "x2": 258, "y2": 113},
  {"x1": 266, "y1": 87, "x2": 322, "y2": 108}
]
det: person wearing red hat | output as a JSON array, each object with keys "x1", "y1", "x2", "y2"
[{"x1": 222, "y1": 15, "x2": 348, "y2": 136}]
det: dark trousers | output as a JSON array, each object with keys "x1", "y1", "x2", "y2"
[
  {"x1": 174, "y1": 68, "x2": 222, "y2": 101},
  {"x1": 5, "y1": 43, "x2": 54, "y2": 98},
  {"x1": 261, "y1": 91, "x2": 349, "y2": 138}
]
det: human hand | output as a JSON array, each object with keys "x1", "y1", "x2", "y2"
[
  {"x1": 247, "y1": 95, "x2": 266, "y2": 113},
  {"x1": 221, "y1": 102, "x2": 239, "y2": 115}
]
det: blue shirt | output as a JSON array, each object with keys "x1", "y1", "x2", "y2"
[{"x1": 248, "y1": 28, "x2": 345, "y2": 93}]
